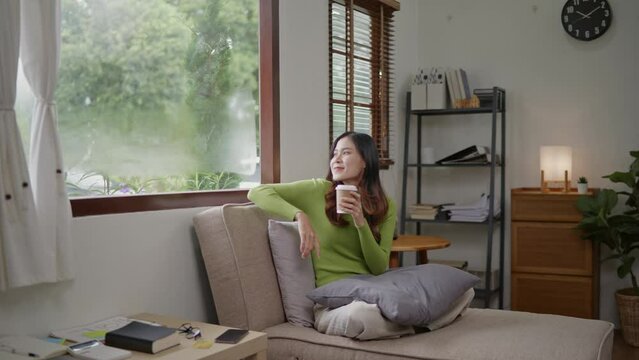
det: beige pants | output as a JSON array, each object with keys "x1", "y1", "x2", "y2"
[{"x1": 313, "y1": 301, "x2": 415, "y2": 340}]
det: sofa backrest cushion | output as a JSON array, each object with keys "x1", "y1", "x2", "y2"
[
  {"x1": 193, "y1": 203, "x2": 286, "y2": 331},
  {"x1": 268, "y1": 220, "x2": 316, "y2": 327}
]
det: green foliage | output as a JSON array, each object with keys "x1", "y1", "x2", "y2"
[
  {"x1": 182, "y1": 0, "x2": 259, "y2": 168},
  {"x1": 578, "y1": 176, "x2": 588, "y2": 184},
  {"x1": 66, "y1": 171, "x2": 242, "y2": 196},
  {"x1": 185, "y1": 172, "x2": 243, "y2": 190},
  {"x1": 55, "y1": 0, "x2": 259, "y2": 192},
  {"x1": 57, "y1": 0, "x2": 190, "y2": 112},
  {"x1": 577, "y1": 151, "x2": 639, "y2": 294}
]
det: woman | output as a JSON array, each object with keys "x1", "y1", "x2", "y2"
[{"x1": 248, "y1": 132, "x2": 414, "y2": 339}]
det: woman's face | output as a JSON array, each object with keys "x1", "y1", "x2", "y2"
[{"x1": 330, "y1": 137, "x2": 366, "y2": 185}]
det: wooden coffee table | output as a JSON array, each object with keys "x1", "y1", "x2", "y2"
[
  {"x1": 127, "y1": 313, "x2": 267, "y2": 360},
  {"x1": 389, "y1": 235, "x2": 451, "y2": 268}
]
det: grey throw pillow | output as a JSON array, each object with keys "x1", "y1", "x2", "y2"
[
  {"x1": 267, "y1": 220, "x2": 316, "y2": 327},
  {"x1": 306, "y1": 264, "x2": 479, "y2": 327}
]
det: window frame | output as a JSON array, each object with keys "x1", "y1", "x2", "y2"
[
  {"x1": 70, "y1": 0, "x2": 279, "y2": 217},
  {"x1": 328, "y1": 0, "x2": 398, "y2": 169}
]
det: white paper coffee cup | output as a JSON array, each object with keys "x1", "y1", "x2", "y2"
[{"x1": 336, "y1": 184, "x2": 358, "y2": 214}]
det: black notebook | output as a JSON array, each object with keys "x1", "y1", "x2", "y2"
[{"x1": 105, "y1": 321, "x2": 180, "y2": 354}]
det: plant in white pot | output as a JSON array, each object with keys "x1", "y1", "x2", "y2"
[
  {"x1": 577, "y1": 150, "x2": 639, "y2": 346},
  {"x1": 577, "y1": 176, "x2": 588, "y2": 194}
]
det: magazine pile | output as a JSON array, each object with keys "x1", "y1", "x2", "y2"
[{"x1": 436, "y1": 145, "x2": 497, "y2": 165}]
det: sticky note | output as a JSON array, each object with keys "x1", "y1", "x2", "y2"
[
  {"x1": 82, "y1": 330, "x2": 107, "y2": 340},
  {"x1": 46, "y1": 337, "x2": 66, "y2": 345},
  {"x1": 193, "y1": 339, "x2": 213, "y2": 349}
]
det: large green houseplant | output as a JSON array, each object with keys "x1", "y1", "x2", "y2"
[{"x1": 576, "y1": 150, "x2": 639, "y2": 346}]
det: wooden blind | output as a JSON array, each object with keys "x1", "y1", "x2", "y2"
[{"x1": 329, "y1": 0, "x2": 397, "y2": 168}]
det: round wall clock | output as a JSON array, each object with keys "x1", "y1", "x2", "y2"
[{"x1": 561, "y1": 0, "x2": 612, "y2": 41}]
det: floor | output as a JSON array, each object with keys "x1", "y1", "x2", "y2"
[{"x1": 613, "y1": 330, "x2": 639, "y2": 360}]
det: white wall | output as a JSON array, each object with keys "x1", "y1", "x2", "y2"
[
  {"x1": 0, "y1": 207, "x2": 215, "y2": 336},
  {"x1": 400, "y1": 0, "x2": 639, "y2": 324},
  {"x1": 2, "y1": 0, "x2": 637, "y2": 336},
  {"x1": 279, "y1": 0, "x2": 329, "y2": 182}
]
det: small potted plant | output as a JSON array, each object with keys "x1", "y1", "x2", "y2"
[
  {"x1": 576, "y1": 151, "x2": 639, "y2": 346},
  {"x1": 577, "y1": 176, "x2": 588, "y2": 194}
]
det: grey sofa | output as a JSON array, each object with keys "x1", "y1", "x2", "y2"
[{"x1": 193, "y1": 203, "x2": 614, "y2": 360}]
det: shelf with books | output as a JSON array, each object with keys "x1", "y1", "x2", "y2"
[
  {"x1": 410, "y1": 106, "x2": 501, "y2": 116},
  {"x1": 399, "y1": 86, "x2": 506, "y2": 310}
]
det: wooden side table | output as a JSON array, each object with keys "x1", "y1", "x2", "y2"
[
  {"x1": 389, "y1": 235, "x2": 451, "y2": 268},
  {"x1": 129, "y1": 313, "x2": 267, "y2": 360}
]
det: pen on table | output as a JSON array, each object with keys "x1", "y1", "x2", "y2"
[{"x1": 0, "y1": 348, "x2": 39, "y2": 357}]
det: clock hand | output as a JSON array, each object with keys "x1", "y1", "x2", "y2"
[
  {"x1": 571, "y1": 6, "x2": 601, "y2": 25},
  {"x1": 576, "y1": 10, "x2": 591, "y2": 18},
  {"x1": 583, "y1": 5, "x2": 602, "y2": 18}
]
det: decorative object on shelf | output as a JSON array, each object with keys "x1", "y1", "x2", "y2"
[
  {"x1": 411, "y1": 67, "x2": 446, "y2": 110},
  {"x1": 474, "y1": 88, "x2": 498, "y2": 108},
  {"x1": 577, "y1": 176, "x2": 589, "y2": 194},
  {"x1": 411, "y1": 83, "x2": 427, "y2": 111},
  {"x1": 540, "y1": 145, "x2": 572, "y2": 192},
  {"x1": 421, "y1": 147, "x2": 435, "y2": 164},
  {"x1": 561, "y1": 0, "x2": 612, "y2": 41},
  {"x1": 577, "y1": 150, "x2": 639, "y2": 347}
]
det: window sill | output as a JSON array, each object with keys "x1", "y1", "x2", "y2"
[{"x1": 70, "y1": 189, "x2": 249, "y2": 217}]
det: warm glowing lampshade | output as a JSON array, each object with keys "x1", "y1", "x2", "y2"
[{"x1": 540, "y1": 146, "x2": 572, "y2": 191}]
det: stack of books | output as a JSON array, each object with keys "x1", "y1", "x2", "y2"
[
  {"x1": 445, "y1": 68, "x2": 479, "y2": 109},
  {"x1": 441, "y1": 194, "x2": 500, "y2": 222},
  {"x1": 409, "y1": 203, "x2": 451, "y2": 221},
  {"x1": 409, "y1": 204, "x2": 439, "y2": 220}
]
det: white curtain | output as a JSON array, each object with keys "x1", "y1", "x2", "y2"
[
  {"x1": 0, "y1": 0, "x2": 47, "y2": 291},
  {"x1": 0, "y1": 0, "x2": 73, "y2": 291},
  {"x1": 21, "y1": 0, "x2": 74, "y2": 284}
]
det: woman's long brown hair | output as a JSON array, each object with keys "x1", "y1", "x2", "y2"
[{"x1": 325, "y1": 132, "x2": 388, "y2": 242}]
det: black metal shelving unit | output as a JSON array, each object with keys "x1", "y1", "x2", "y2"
[{"x1": 400, "y1": 87, "x2": 506, "y2": 309}]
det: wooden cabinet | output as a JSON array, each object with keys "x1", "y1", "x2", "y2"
[{"x1": 511, "y1": 188, "x2": 599, "y2": 319}]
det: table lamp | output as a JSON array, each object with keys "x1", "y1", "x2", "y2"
[{"x1": 540, "y1": 146, "x2": 572, "y2": 192}]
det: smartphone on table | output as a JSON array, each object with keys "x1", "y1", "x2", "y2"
[{"x1": 214, "y1": 329, "x2": 249, "y2": 344}]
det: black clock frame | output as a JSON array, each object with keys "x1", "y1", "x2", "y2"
[{"x1": 561, "y1": 0, "x2": 612, "y2": 41}]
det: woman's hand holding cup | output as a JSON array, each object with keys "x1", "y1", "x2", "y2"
[{"x1": 336, "y1": 185, "x2": 365, "y2": 227}]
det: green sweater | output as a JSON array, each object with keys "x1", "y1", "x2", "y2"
[{"x1": 248, "y1": 179, "x2": 396, "y2": 287}]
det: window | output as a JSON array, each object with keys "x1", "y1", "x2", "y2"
[
  {"x1": 329, "y1": 0, "x2": 398, "y2": 168},
  {"x1": 15, "y1": 0, "x2": 279, "y2": 216}
]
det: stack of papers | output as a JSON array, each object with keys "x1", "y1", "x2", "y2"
[
  {"x1": 0, "y1": 336, "x2": 67, "y2": 359},
  {"x1": 442, "y1": 194, "x2": 500, "y2": 222},
  {"x1": 50, "y1": 316, "x2": 160, "y2": 343}
]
